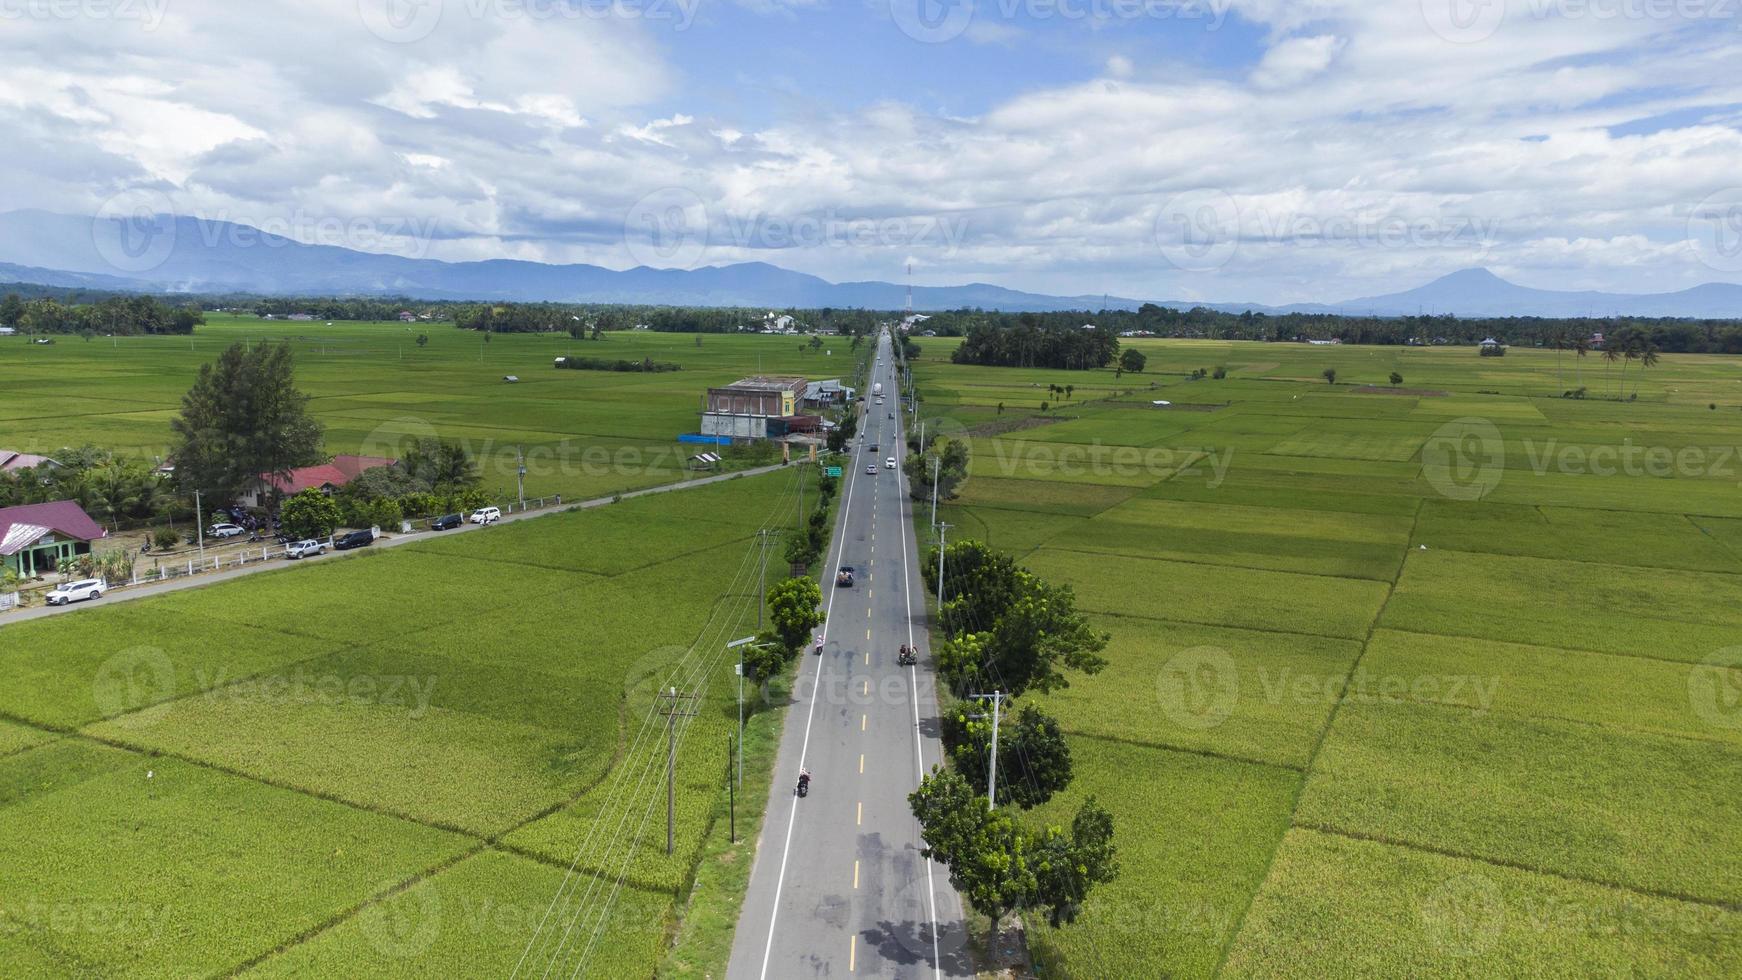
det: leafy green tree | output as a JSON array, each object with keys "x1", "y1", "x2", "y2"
[
  {"x1": 909, "y1": 767, "x2": 1035, "y2": 936},
  {"x1": 1389, "y1": 371, "x2": 1403, "y2": 386},
  {"x1": 943, "y1": 703, "x2": 1073, "y2": 809},
  {"x1": 767, "y1": 576, "x2": 824, "y2": 653},
  {"x1": 169, "y1": 342, "x2": 323, "y2": 502},
  {"x1": 280, "y1": 489, "x2": 341, "y2": 539},
  {"x1": 415, "y1": 333, "x2": 429, "y2": 348},
  {"x1": 740, "y1": 631, "x2": 790, "y2": 692},
  {"x1": 903, "y1": 436, "x2": 968, "y2": 504},
  {"x1": 1032, "y1": 797, "x2": 1119, "y2": 927},
  {"x1": 1322, "y1": 368, "x2": 1337, "y2": 383},
  {"x1": 1118, "y1": 348, "x2": 1146, "y2": 373},
  {"x1": 0, "y1": 292, "x2": 22, "y2": 327},
  {"x1": 400, "y1": 438, "x2": 479, "y2": 490}
]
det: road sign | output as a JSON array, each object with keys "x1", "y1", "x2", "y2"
[{"x1": 825, "y1": 466, "x2": 842, "y2": 477}]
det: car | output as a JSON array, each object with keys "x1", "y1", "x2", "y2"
[
  {"x1": 836, "y1": 566, "x2": 855, "y2": 587},
  {"x1": 884, "y1": 457, "x2": 897, "y2": 469},
  {"x1": 45, "y1": 578, "x2": 105, "y2": 605},
  {"x1": 333, "y1": 529, "x2": 374, "y2": 550},
  {"x1": 208, "y1": 522, "x2": 245, "y2": 539},
  {"x1": 469, "y1": 506, "x2": 502, "y2": 525},
  {"x1": 869, "y1": 443, "x2": 879, "y2": 453},
  {"x1": 284, "y1": 539, "x2": 325, "y2": 559},
  {"x1": 866, "y1": 464, "x2": 878, "y2": 474},
  {"x1": 430, "y1": 513, "x2": 463, "y2": 531}
]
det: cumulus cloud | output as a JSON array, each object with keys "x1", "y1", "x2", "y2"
[{"x1": 0, "y1": 0, "x2": 1737, "y2": 302}]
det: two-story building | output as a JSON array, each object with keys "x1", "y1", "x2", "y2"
[{"x1": 700, "y1": 377, "x2": 808, "y2": 441}]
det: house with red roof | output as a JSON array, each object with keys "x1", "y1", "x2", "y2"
[
  {"x1": 0, "y1": 500, "x2": 108, "y2": 577},
  {"x1": 239, "y1": 455, "x2": 396, "y2": 508},
  {"x1": 0, "y1": 450, "x2": 60, "y2": 474}
]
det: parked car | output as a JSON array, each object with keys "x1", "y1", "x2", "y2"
[
  {"x1": 430, "y1": 513, "x2": 463, "y2": 531},
  {"x1": 469, "y1": 506, "x2": 502, "y2": 525},
  {"x1": 884, "y1": 456, "x2": 897, "y2": 469},
  {"x1": 285, "y1": 539, "x2": 325, "y2": 559},
  {"x1": 333, "y1": 530, "x2": 374, "y2": 551},
  {"x1": 46, "y1": 578, "x2": 105, "y2": 605},
  {"x1": 208, "y1": 522, "x2": 245, "y2": 539}
]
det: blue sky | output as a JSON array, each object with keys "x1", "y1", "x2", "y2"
[{"x1": 3, "y1": 0, "x2": 1742, "y2": 304}]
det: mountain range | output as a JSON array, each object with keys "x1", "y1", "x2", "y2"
[{"x1": 1, "y1": 209, "x2": 1739, "y2": 318}]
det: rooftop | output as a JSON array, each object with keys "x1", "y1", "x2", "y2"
[{"x1": 0, "y1": 500, "x2": 108, "y2": 556}]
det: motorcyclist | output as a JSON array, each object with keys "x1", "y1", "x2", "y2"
[
  {"x1": 797, "y1": 768, "x2": 812, "y2": 795},
  {"x1": 814, "y1": 634, "x2": 824, "y2": 655}
]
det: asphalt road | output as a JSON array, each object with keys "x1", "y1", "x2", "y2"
[{"x1": 728, "y1": 333, "x2": 971, "y2": 978}]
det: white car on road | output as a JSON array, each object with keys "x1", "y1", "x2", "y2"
[
  {"x1": 884, "y1": 457, "x2": 897, "y2": 469},
  {"x1": 285, "y1": 539, "x2": 325, "y2": 559},
  {"x1": 46, "y1": 578, "x2": 106, "y2": 605},
  {"x1": 469, "y1": 506, "x2": 502, "y2": 525},
  {"x1": 208, "y1": 522, "x2": 246, "y2": 539}
]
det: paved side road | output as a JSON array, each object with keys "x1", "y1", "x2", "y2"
[
  {"x1": 0, "y1": 462, "x2": 789, "y2": 626},
  {"x1": 728, "y1": 333, "x2": 971, "y2": 978}
]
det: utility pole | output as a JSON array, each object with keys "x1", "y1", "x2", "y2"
[
  {"x1": 194, "y1": 490, "x2": 205, "y2": 558},
  {"x1": 727, "y1": 635, "x2": 764, "y2": 789},
  {"x1": 936, "y1": 522, "x2": 953, "y2": 614},
  {"x1": 659, "y1": 687, "x2": 701, "y2": 855},
  {"x1": 930, "y1": 456, "x2": 940, "y2": 533},
  {"x1": 968, "y1": 690, "x2": 1005, "y2": 810},
  {"x1": 756, "y1": 530, "x2": 771, "y2": 629},
  {"x1": 728, "y1": 735, "x2": 736, "y2": 844},
  {"x1": 919, "y1": 420, "x2": 926, "y2": 457},
  {"x1": 515, "y1": 445, "x2": 526, "y2": 508}
]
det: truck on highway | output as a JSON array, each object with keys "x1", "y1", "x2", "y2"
[{"x1": 872, "y1": 381, "x2": 883, "y2": 397}]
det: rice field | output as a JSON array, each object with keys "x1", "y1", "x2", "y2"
[
  {"x1": 919, "y1": 336, "x2": 1742, "y2": 977},
  {"x1": 0, "y1": 318, "x2": 856, "y2": 501},
  {"x1": 0, "y1": 466, "x2": 813, "y2": 976}
]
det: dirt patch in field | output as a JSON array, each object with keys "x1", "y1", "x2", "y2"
[
  {"x1": 1352, "y1": 385, "x2": 1448, "y2": 397},
  {"x1": 967, "y1": 415, "x2": 1068, "y2": 436}
]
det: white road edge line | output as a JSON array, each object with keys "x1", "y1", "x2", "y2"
[{"x1": 895, "y1": 388, "x2": 945, "y2": 980}]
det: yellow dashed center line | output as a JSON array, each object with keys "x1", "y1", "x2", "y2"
[
  {"x1": 861, "y1": 713, "x2": 867, "y2": 731},
  {"x1": 857, "y1": 800, "x2": 862, "y2": 825},
  {"x1": 850, "y1": 935, "x2": 857, "y2": 972},
  {"x1": 859, "y1": 753, "x2": 864, "y2": 774},
  {"x1": 853, "y1": 860, "x2": 860, "y2": 889}
]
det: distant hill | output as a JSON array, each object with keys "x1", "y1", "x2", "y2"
[{"x1": 0, "y1": 210, "x2": 1738, "y2": 318}]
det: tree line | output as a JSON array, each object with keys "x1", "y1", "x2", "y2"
[
  {"x1": 924, "y1": 305, "x2": 1742, "y2": 355},
  {"x1": 950, "y1": 318, "x2": 1121, "y2": 370},
  {"x1": 0, "y1": 294, "x2": 202, "y2": 335}
]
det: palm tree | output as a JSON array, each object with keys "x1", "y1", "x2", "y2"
[
  {"x1": 1617, "y1": 337, "x2": 1642, "y2": 401},
  {"x1": 1601, "y1": 345, "x2": 1621, "y2": 398},
  {"x1": 1549, "y1": 329, "x2": 1566, "y2": 389},
  {"x1": 1631, "y1": 343, "x2": 1660, "y2": 399},
  {"x1": 1573, "y1": 336, "x2": 1589, "y2": 388}
]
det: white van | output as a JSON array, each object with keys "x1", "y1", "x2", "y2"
[{"x1": 469, "y1": 506, "x2": 502, "y2": 525}]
